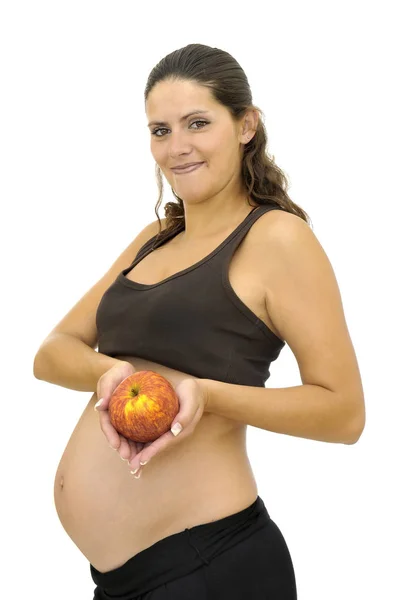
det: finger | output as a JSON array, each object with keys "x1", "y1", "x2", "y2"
[
  {"x1": 136, "y1": 442, "x2": 147, "y2": 455},
  {"x1": 173, "y1": 381, "x2": 202, "y2": 431},
  {"x1": 98, "y1": 409, "x2": 121, "y2": 450},
  {"x1": 125, "y1": 439, "x2": 139, "y2": 463},
  {"x1": 129, "y1": 387, "x2": 203, "y2": 472},
  {"x1": 129, "y1": 409, "x2": 201, "y2": 472},
  {"x1": 128, "y1": 430, "x2": 176, "y2": 471},
  {"x1": 118, "y1": 436, "x2": 131, "y2": 461},
  {"x1": 94, "y1": 395, "x2": 110, "y2": 411},
  {"x1": 122, "y1": 440, "x2": 146, "y2": 464}
]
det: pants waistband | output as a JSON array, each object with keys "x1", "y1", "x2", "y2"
[{"x1": 90, "y1": 495, "x2": 271, "y2": 599}]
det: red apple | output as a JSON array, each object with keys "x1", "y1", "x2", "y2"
[{"x1": 108, "y1": 370, "x2": 180, "y2": 443}]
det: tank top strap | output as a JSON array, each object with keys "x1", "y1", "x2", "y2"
[
  {"x1": 132, "y1": 237, "x2": 155, "y2": 264},
  {"x1": 130, "y1": 203, "x2": 282, "y2": 268},
  {"x1": 215, "y1": 202, "x2": 284, "y2": 261},
  {"x1": 131, "y1": 222, "x2": 185, "y2": 265}
]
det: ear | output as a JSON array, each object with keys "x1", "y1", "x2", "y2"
[{"x1": 239, "y1": 108, "x2": 259, "y2": 144}]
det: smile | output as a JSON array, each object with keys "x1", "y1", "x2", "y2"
[{"x1": 172, "y1": 163, "x2": 204, "y2": 174}]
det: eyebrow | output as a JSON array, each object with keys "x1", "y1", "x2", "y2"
[{"x1": 147, "y1": 110, "x2": 210, "y2": 128}]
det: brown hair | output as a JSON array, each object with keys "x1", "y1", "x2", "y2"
[{"x1": 144, "y1": 43, "x2": 312, "y2": 243}]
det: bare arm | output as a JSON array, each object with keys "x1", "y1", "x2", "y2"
[
  {"x1": 205, "y1": 210, "x2": 365, "y2": 444},
  {"x1": 201, "y1": 212, "x2": 366, "y2": 445},
  {"x1": 33, "y1": 218, "x2": 168, "y2": 393},
  {"x1": 33, "y1": 333, "x2": 125, "y2": 392}
]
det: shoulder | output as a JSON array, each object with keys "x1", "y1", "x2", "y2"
[
  {"x1": 138, "y1": 217, "x2": 169, "y2": 246},
  {"x1": 154, "y1": 217, "x2": 174, "y2": 235},
  {"x1": 255, "y1": 208, "x2": 343, "y2": 370},
  {"x1": 253, "y1": 207, "x2": 333, "y2": 300},
  {"x1": 252, "y1": 206, "x2": 365, "y2": 439},
  {"x1": 159, "y1": 217, "x2": 168, "y2": 231},
  {"x1": 146, "y1": 217, "x2": 169, "y2": 235},
  {"x1": 254, "y1": 207, "x2": 312, "y2": 245},
  {"x1": 252, "y1": 208, "x2": 321, "y2": 272}
]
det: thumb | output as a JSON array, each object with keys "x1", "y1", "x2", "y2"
[
  {"x1": 95, "y1": 363, "x2": 136, "y2": 412},
  {"x1": 94, "y1": 396, "x2": 106, "y2": 411},
  {"x1": 95, "y1": 379, "x2": 115, "y2": 411}
]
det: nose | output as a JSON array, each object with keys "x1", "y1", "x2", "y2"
[{"x1": 167, "y1": 129, "x2": 194, "y2": 160}]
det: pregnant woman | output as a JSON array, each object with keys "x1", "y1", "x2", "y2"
[{"x1": 34, "y1": 44, "x2": 366, "y2": 599}]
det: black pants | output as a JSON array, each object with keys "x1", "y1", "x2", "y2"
[{"x1": 90, "y1": 495, "x2": 297, "y2": 599}]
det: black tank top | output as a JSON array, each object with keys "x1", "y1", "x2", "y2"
[{"x1": 96, "y1": 203, "x2": 286, "y2": 387}]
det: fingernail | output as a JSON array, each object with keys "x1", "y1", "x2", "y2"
[
  {"x1": 130, "y1": 467, "x2": 140, "y2": 474},
  {"x1": 109, "y1": 444, "x2": 117, "y2": 451},
  {"x1": 171, "y1": 422, "x2": 182, "y2": 436},
  {"x1": 94, "y1": 398, "x2": 104, "y2": 411},
  {"x1": 133, "y1": 471, "x2": 141, "y2": 479},
  {"x1": 140, "y1": 460, "x2": 149, "y2": 466}
]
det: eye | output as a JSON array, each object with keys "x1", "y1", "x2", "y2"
[{"x1": 151, "y1": 120, "x2": 209, "y2": 137}]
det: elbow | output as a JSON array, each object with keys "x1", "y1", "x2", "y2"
[
  {"x1": 33, "y1": 351, "x2": 46, "y2": 380},
  {"x1": 33, "y1": 336, "x2": 54, "y2": 379},
  {"x1": 33, "y1": 354, "x2": 41, "y2": 379},
  {"x1": 344, "y1": 423, "x2": 365, "y2": 445},
  {"x1": 343, "y1": 404, "x2": 366, "y2": 445}
]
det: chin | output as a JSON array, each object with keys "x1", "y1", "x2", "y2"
[{"x1": 178, "y1": 188, "x2": 212, "y2": 202}]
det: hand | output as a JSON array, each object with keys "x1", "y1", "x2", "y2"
[
  {"x1": 127, "y1": 377, "x2": 208, "y2": 478},
  {"x1": 95, "y1": 361, "x2": 146, "y2": 461}
]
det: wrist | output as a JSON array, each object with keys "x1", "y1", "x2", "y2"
[
  {"x1": 95, "y1": 354, "x2": 127, "y2": 379},
  {"x1": 199, "y1": 378, "x2": 212, "y2": 413}
]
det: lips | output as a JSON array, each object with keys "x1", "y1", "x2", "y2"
[{"x1": 171, "y1": 162, "x2": 204, "y2": 174}]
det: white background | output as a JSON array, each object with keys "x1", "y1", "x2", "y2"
[{"x1": 1, "y1": 1, "x2": 397, "y2": 598}]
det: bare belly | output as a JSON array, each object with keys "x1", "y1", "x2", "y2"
[{"x1": 54, "y1": 355, "x2": 258, "y2": 573}]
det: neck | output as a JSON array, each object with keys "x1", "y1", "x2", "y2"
[{"x1": 179, "y1": 194, "x2": 258, "y2": 243}]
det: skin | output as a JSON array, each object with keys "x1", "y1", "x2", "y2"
[
  {"x1": 54, "y1": 81, "x2": 265, "y2": 572},
  {"x1": 54, "y1": 78, "x2": 365, "y2": 574},
  {"x1": 98, "y1": 79, "x2": 265, "y2": 471},
  {"x1": 146, "y1": 78, "x2": 259, "y2": 241}
]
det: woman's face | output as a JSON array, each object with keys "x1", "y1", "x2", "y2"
[{"x1": 145, "y1": 79, "x2": 246, "y2": 203}]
